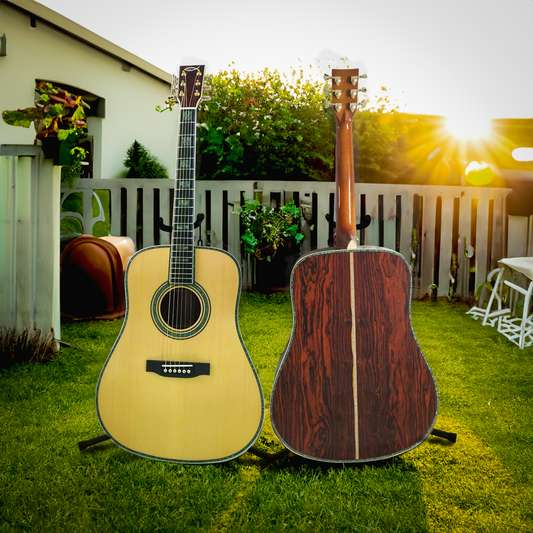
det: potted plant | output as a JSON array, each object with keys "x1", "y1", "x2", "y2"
[
  {"x1": 2, "y1": 81, "x2": 90, "y2": 186},
  {"x1": 234, "y1": 198, "x2": 304, "y2": 289}
]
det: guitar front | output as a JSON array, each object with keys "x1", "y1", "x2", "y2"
[
  {"x1": 95, "y1": 66, "x2": 264, "y2": 463},
  {"x1": 96, "y1": 247, "x2": 263, "y2": 463}
]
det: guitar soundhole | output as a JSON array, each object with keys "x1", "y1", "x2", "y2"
[
  {"x1": 152, "y1": 283, "x2": 210, "y2": 339},
  {"x1": 160, "y1": 287, "x2": 202, "y2": 330}
]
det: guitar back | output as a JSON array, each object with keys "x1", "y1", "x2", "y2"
[{"x1": 270, "y1": 248, "x2": 438, "y2": 462}]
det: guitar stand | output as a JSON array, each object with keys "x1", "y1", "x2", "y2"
[
  {"x1": 77, "y1": 434, "x2": 289, "y2": 469},
  {"x1": 326, "y1": 213, "x2": 372, "y2": 246},
  {"x1": 77, "y1": 428, "x2": 456, "y2": 468},
  {"x1": 325, "y1": 213, "x2": 372, "y2": 231},
  {"x1": 430, "y1": 428, "x2": 457, "y2": 443},
  {"x1": 159, "y1": 213, "x2": 205, "y2": 246}
]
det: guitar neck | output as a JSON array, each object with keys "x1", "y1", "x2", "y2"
[
  {"x1": 334, "y1": 103, "x2": 357, "y2": 248},
  {"x1": 169, "y1": 107, "x2": 197, "y2": 285},
  {"x1": 329, "y1": 67, "x2": 366, "y2": 249}
]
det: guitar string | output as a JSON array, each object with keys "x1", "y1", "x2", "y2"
[
  {"x1": 168, "y1": 73, "x2": 186, "y2": 371},
  {"x1": 175, "y1": 84, "x2": 190, "y2": 368},
  {"x1": 169, "y1": 69, "x2": 200, "y2": 372}
]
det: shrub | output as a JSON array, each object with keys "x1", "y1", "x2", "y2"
[
  {"x1": 123, "y1": 140, "x2": 168, "y2": 179},
  {"x1": 234, "y1": 198, "x2": 304, "y2": 261},
  {"x1": 0, "y1": 328, "x2": 59, "y2": 370}
]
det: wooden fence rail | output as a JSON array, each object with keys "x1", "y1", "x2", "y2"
[{"x1": 61, "y1": 178, "x2": 514, "y2": 299}]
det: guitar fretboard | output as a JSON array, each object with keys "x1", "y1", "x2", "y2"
[{"x1": 169, "y1": 108, "x2": 196, "y2": 285}]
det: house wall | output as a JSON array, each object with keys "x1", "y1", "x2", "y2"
[{"x1": 0, "y1": 1, "x2": 180, "y2": 179}]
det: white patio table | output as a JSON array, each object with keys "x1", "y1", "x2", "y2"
[{"x1": 497, "y1": 257, "x2": 533, "y2": 349}]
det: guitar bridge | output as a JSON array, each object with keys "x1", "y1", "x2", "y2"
[{"x1": 146, "y1": 360, "x2": 210, "y2": 378}]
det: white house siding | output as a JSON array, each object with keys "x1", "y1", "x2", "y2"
[{"x1": 0, "y1": 0, "x2": 180, "y2": 179}]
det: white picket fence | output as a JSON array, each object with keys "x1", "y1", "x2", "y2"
[
  {"x1": 0, "y1": 150, "x2": 61, "y2": 337},
  {"x1": 60, "y1": 178, "x2": 520, "y2": 299}
]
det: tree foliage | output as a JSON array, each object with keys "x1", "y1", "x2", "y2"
[
  {"x1": 197, "y1": 67, "x2": 334, "y2": 181},
  {"x1": 352, "y1": 89, "x2": 408, "y2": 181},
  {"x1": 160, "y1": 66, "x2": 408, "y2": 182}
]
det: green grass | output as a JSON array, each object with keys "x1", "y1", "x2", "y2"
[{"x1": 1, "y1": 295, "x2": 532, "y2": 532}]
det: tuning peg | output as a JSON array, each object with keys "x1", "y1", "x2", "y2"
[
  {"x1": 325, "y1": 100, "x2": 342, "y2": 112},
  {"x1": 324, "y1": 85, "x2": 343, "y2": 98},
  {"x1": 324, "y1": 74, "x2": 341, "y2": 86},
  {"x1": 171, "y1": 74, "x2": 180, "y2": 96},
  {"x1": 204, "y1": 76, "x2": 213, "y2": 83},
  {"x1": 350, "y1": 88, "x2": 367, "y2": 98},
  {"x1": 350, "y1": 74, "x2": 367, "y2": 85},
  {"x1": 200, "y1": 95, "x2": 211, "y2": 102},
  {"x1": 203, "y1": 85, "x2": 213, "y2": 92},
  {"x1": 349, "y1": 99, "x2": 369, "y2": 112}
]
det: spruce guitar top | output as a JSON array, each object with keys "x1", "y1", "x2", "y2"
[
  {"x1": 96, "y1": 65, "x2": 264, "y2": 463},
  {"x1": 270, "y1": 68, "x2": 438, "y2": 462}
]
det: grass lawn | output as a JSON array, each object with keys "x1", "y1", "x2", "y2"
[{"x1": 1, "y1": 293, "x2": 532, "y2": 532}]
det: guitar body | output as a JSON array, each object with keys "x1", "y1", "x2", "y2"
[
  {"x1": 96, "y1": 246, "x2": 264, "y2": 463},
  {"x1": 270, "y1": 247, "x2": 438, "y2": 462}
]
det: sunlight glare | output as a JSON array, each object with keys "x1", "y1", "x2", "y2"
[
  {"x1": 465, "y1": 161, "x2": 494, "y2": 186},
  {"x1": 446, "y1": 114, "x2": 491, "y2": 139}
]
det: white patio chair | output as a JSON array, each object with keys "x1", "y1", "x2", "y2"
[
  {"x1": 497, "y1": 279, "x2": 533, "y2": 349},
  {"x1": 466, "y1": 268, "x2": 510, "y2": 327}
]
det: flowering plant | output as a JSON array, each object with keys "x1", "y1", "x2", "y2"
[
  {"x1": 234, "y1": 198, "x2": 304, "y2": 261},
  {"x1": 2, "y1": 82, "x2": 89, "y2": 179}
]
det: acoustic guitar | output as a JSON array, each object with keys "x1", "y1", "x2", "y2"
[
  {"x1": 96, "y1": 65, "x2": 264, "y2": 463},
  {"x1": 270, "y1": 68, "x2": 438, "y2": 462}
]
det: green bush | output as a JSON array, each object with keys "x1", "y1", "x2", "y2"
[{"x1": 123, "y1": 140, "x2": 168, "y2": 179}]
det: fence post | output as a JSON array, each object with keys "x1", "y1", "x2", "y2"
[
  {"x1": 420, "y1": 191, "x2": 437, "y2": 298},
  {"x1": 437, "y1": 195, "x2": 454, "y2": 298}
]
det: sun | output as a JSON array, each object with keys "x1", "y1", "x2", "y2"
[{"x1": 446, "y1": 113, "x2": 491, "y2": 139}]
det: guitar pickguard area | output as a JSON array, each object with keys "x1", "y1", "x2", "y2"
[{"x1": 151, "y1": 282, "x2": 211, "y2": 340}]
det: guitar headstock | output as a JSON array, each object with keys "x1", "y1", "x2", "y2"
[
  {"x1": 170, "y1": 65, "x2": 211, "y2": 109},
  {"x1": 324, "y1": 68, "x2": 367, "y2": 121}
]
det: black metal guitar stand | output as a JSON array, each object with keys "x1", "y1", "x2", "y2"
[
  {"x1": 326, "y1": 213, "x2": 372, "y2": 247},
  {"x1": 78, "y1": 427, "x2": 455, "y2": 469},
  {"x1": 77, "y1": 434, "x2": 288, "y2": 469},
  {"x1": 158, "y1": 213, "x2": 205, "y2": 245}
]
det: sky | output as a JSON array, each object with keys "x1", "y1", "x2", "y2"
[{"x1": 37, "y1": 0, "x2": 533, "y2": 122}]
